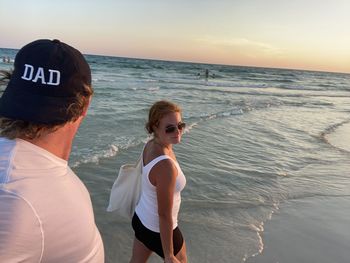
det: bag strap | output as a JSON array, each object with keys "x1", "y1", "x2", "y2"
[{"x1": 139, "y1": 143, "x2": 147, "y2": 167}]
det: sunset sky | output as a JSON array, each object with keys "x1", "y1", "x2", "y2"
[{"x1": 0, "y1": 0, "x2": 349, "y2": 73}]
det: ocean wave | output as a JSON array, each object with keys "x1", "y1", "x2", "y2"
[
  {"x1": 71, "y1": 137, "x2": 149, "y2": 168},
  {"x1": 239, "y1": 76, "x2": 297, "y2": 84},
  {"x1": 70, "y1": 122, "x2": 201, "y2": 168},
  {"x1": 71, "y1": 144, "x2": 119, "y2": 168},
  {"x1": 186, "y1": 99, "x2": 282, "y2": 125},
  {"x1": 147, "y1": 86, "x2": 160, "y2": 91},
  {"x1": 69, "y1": 122, "x2": 215, "y2": 168},
  {"x1": 183, "y1": 108, "x2": 244, "y2": 126},
  {"x1": 158, "y1": 78, "x2": 267, "y2": 90},
  {"x1": 321, "y1": 119, "x2": 350, "y2": 153},
  {"x1": 130, "y1": 85, "x2": 160, "y2": 92},
  {"x1": 287, "y1": 193, "x2": 350, "y2": 202},
  {"x1": 183, "y1": 122, "x2": 198, "y2": 134},
  {"x1": 201, "y1": 108, "x2": 245, "y2": 120},
  {"x1": 321, "y1": 120, "x2": 349, "y2": 136},
  {"x1": 92, "y1": 78, "x2": 116, "y2": 82}
]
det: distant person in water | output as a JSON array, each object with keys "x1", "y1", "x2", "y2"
[
  {"x1": 196, "y1": 69, "x2": 212, "y2": 80},
  {"x1": 130, "y1": 100, "x2": 187, "y2": 263},
  {"x1": 1, "y1": 57, "x2": 11, "y2": 63},
  {"x1": 0, "y1": 39, "x2": 104, "y2": 262}
]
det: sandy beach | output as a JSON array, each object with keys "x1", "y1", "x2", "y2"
[{"x1": 247, "y1": 196, "x2": 350, "y2": 263}]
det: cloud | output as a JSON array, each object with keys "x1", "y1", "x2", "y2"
[{"x1": 197, "y1": 36, "x2": 286, "y2": 57}]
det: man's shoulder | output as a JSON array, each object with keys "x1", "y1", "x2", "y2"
[
  {"x1": 0, "y1": 188, "x2": 43, "y2": 260},
  {"x1": 0, "y1": 188, "x2": 42, "y2": 223},
  {"x1": 0, "y1": 137, "x2": 16, "y2": 152},
  {"x1": 0, "y1": 137, "x2": 17, "y2": 184}
]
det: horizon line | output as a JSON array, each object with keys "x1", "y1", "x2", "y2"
[{"x1": 1, "y1": 46, "x2": 349, "y2": 75}]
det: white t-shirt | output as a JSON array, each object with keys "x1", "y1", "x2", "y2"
[{"x1": 0, "y1": 138, "x2": 104, "y2": 263}]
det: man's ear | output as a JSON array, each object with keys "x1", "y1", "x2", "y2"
[{"x1": 82, "y1": 96, "x2": 92, "y2": 117}]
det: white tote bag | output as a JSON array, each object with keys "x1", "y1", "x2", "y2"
[{"x1": 106, "y1": 155, "x2": 142, "y2": 219}]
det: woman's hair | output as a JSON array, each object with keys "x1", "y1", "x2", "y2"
[
  {"x1": 145, "y1": 100, "x2": 182, "y2": 134},
  {"x1": 0, "y1": 70, "x2": 93, "y2": 140}
]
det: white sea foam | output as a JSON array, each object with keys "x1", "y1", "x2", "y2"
[
  {"x1": 183, "y1": 122, "x2": 198, "y2": 134},
  {"x1": 147, "y1": 86, "x2": 160, "y2": 91},
  {"x1": 71, "y1": 137, "x2": 150, "y2": 168},
  {"x1": 71, "y1": 144, "x2": 119, "y2": 168}
]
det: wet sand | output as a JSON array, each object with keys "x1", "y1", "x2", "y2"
[{"x1": 247, "y1": 196, "x2": 350, "y2": 263}]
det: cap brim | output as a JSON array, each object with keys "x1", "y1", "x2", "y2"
[{"x1": 0, "y1": 88, "x2": 76, "y2": 124}]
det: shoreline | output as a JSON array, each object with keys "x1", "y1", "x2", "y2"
[
  {"x1": 326, "y1": 122, "x2": 350, "y2": 153},
  {"x1": 246, "y1": 196, "x2": 350, "y2": 263}
]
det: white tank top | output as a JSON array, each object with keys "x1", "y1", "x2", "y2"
[{"x1": 135, "y1": 154, "x2": 186, "y2": 232}]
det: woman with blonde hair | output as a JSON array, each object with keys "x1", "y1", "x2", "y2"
[{"x1": 130, "y1": 100, "x2": 187, "y2": 263}]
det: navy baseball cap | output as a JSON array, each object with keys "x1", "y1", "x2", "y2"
[{"x1": 0, "y1": 39, "x2": 91, "y2": 124}]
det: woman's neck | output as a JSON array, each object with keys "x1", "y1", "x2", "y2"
[{"x1": 152, "y1": 138, "x2": 172, "y2": 151}]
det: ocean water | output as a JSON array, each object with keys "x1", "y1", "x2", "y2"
[{"x1": 1, "y1": 49, "x2": 350, "y2": 262}]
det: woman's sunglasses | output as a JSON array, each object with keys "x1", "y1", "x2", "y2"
[{"x1": 165, "y1": 122, "x2": 186, "y2": 134}]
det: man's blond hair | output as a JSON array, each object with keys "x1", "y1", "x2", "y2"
[{"x1": 0, "y1": 70, "x2": 93, "y2": 140}]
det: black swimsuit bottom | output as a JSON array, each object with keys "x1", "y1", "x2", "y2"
[{"x1": 132, "y1": 212, "x2": 184, "y2": 258}]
